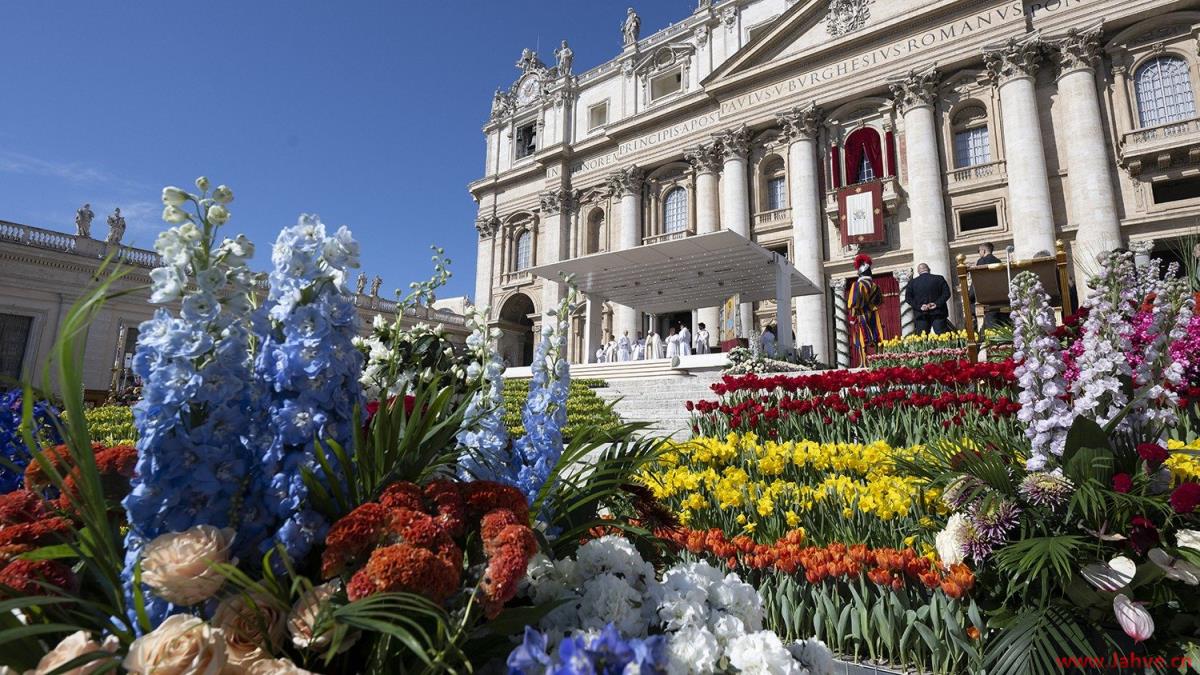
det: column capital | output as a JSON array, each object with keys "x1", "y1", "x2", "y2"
[
  {"x1": 606, "y1": 165, "x2": 645, "y2": 199},
  {"x1": 889, "y1": 67, "x2": 941, "y2": 115},
  {"x1": 895, "y1": 267, "x2": 913, "y2": 285},
  {"x1": 1052, "y1": 23, "x2": 1104, "y2": 75},
  {"x1": 475, "y1": 216, "x2": 500, "y2": 238},
  {"x1": 685, "y1": 143, "x2": 723, "y2": 175},
  {"x1": 538, "y1": 187, "x2": 579, "y2": 216},
  {"x1": 984, "y1": 33, "x2": 1047, "y2": 85},
  {"x1": 713, "y1": 124, "x2": 752, "y2": 160},
  {"x1": 776, "y1": 103, "x2": 823, "y2": 142}
]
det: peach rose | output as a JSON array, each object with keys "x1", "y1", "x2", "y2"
[
  {"x1": 213, "y1": 592, "x2": 287, "y2": 671},
  {"x1": 123, "y1": 615, "x2": 228, "y2": 675},
  {"x1": 141, "y1": 525, "x2": 236, "y2": 605},
  {"x1": 287, "y1": 582, "x2": 357, "y2": 654},
  {"x1": 246, "y1": 658, "x2": 315, "y2": 675},
  {"x1": 29, "y1": 630, "x2": 119, "y2": 675}
]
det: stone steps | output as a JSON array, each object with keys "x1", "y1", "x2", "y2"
[{"x1": 592, "y1": 372, "x2": 723, "y2": 440}]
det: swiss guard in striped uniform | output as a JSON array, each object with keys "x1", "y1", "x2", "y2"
[{"x1": 847, "y1": 253, "x2": 883, "y2": 366}]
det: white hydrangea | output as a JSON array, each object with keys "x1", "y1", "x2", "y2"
[
  {"x1": 711, "y1": 572, "x2": 765, "y2": 632},
  {"x1": 666, "y1": 625, "x2": 721, "y2": 674},
  {"x1": 577, "y1": 572, "x2": 647, "y2": 637},
  {"x1": 789, "y1": 639, "x2": 835, "y2": 674},
  {"x1": 572, "y1": 536, "x2": 656, "y2": 591},
  {"x1": 727, "y1": 631, "x2": 806, "y2": 674}
]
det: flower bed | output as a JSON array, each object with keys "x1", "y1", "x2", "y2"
[
  {"x1": 502, "y1": 378, "x2": 622, "y2": 441},
  {"x1": 83, "y1": 405, "x2": 137, "y2": 446}
]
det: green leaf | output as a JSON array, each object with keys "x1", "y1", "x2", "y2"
[{"x1": 1063, "y1": 416, "x2": 1109, "y2": 464}]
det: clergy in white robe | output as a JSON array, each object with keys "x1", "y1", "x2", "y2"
[
  {"x1": 633, "y1": 337, "x2": 646, "y2": 361},
  {"x1": 761, "y1": 329, "x2": 777, "y2": 358},
  {"x1": 678, "y1": 326, "x2": 692, "y2": 356},
  {"x1": 595, "y1": 348, "x2": 606, "y2": 364},
  {"x1": 647, "y1": 332, "x2": 663, "y2": 359},
  {"x1": 695, "y1": 323, "x2": 711, "y2": 355},
  {"x1": 604, "y1": 340, "x2": 617, "y2": 364},
  {"x1": 665, "y1": 330, "x2": 679, "y2": 359},
  {"x1": 617, "y1": 332, "x2": 632, "y2": 362}
]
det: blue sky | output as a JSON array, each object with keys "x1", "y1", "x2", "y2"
[{"x1": 0, "y1": 1, "x2": 689, "y2": 300}]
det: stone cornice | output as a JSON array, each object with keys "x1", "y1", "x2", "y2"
[
  {"x1": 713, "y1": 124, "x2": 751, "y2": 160},
  {"x1": 1053, "y1": 23, "x2": 1104, "y2": 75},
  {"x1": 776, "y1": 103, "x2": 823, "y2": 142},
  {"x1": 984, "y1": 32, "x2": 1047, "y2": 85},
  {"x1": 889, "y1": 67, "x2": 941, "y2": 115},
  {"x1": 606, "y1": 165, "x2": 646, "y2": 199}
]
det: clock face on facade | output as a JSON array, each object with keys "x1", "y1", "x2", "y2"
[{"x1": 516, "y1": 75, "x2": 541, "y2": 105}]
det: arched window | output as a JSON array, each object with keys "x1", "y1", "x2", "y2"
[
  {"x1": 952, "y1": 105, "x2": 991, "y2": 168},
  {"x1": 1135, "y1": 56, "x2": 1197, "y2": 128},
  {"x1": 515, "y1": 231, "x2": 532, "y2": 270},
  {"x1": 586, "y1": 209, "x2": 604, "y2": 254},
  {"x1": 663, "y1": 188, "x2": 688, "y2": 233},
  {"x1": 844, "y1": 127, "x2": 883, "y2": 185},
  {"x1": 761, "y1": 157, "x2": 787, "y2": 211}
]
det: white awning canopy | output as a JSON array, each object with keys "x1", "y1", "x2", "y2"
[{"x1": 527, "y1": 230, "x2": 820, "y2": 314}]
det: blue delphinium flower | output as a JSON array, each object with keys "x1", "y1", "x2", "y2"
[
  {"x1": 255, "y1": 214, "x2": 364, "y2": 565},
  {"x1": 507, "y1": 624, "x2": 668, "y2": 675},
  {"x1": 0, "y1": 389, "x2": 61, "y2": 494},
  {"x1": 122, "y1": 180, "x2": 268, "y2": 626}
]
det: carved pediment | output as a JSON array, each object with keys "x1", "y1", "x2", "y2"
[{"x1": 633, "y1": 44, "x2": 696, "y2": 77}]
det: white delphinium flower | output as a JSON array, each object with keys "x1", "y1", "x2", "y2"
[
  {"x1": 727, "y1": 631, "x2": 806, "y2": 675},
  {"x1": 666, "y1": 625, "x2": 721, "y2": 675},
  {"x1": 1071, "y1": 251, "x2": 1138, "y2": 427},
  {"x1": 1129, "y1": 271, "x2": 1194, "y2": 431},
  {"x1": 1009, "y1": 271, "x2": 1075, "y2": 468}
]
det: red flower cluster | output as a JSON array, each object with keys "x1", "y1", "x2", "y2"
[
  {"x1": 1170, "y1": 483, "x2": 1200, "y2": 515},
  {"x1": 1137, "y1": 443, "x2": 1170, "y2": 470},
  {"x1": 657, "y1": 527, "x2": 974, "y2": 599},
  {"x1": 21, "y1": 443, "x2": 137, "y2": 516},
  {"x1": 708, "y1": 360, "x2": 1015, "y2": 397},
  {"x1": 0, "y1": 490, "x2": 71, "y2": 562},
  {"x1": 0, "y1": 559, "x2": 74, "y2": 599},
  {"x1": 322, "y1": 480, "x2": 536, "y2": 618}
]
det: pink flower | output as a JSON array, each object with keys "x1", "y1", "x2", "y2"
[
  {"x1": 140, "y1": 525, "x2": 236, "y2": 606},
  {"x1": 124, "y1": 615, "x2": 228, "y2": 674},
  {"x1": 29, "y1": 631, "x2": 119, "y2": 675},
  {"x1": 1113, "y1": 594, "x2": 1154, "y2": 643}
]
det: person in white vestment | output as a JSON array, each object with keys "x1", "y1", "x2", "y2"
[
  {"x1": 595, "y1": 347, "x2": 606, "y2": 364},
  {"x1": 695, "y1": 322, "x2": 711, "y2": 354},
  {"x1": 604, "y1": 340, "x2": 617, "y2": 363},
  {"x1": 617, "y1": 331, "x2": 632, "y2": 362},
  {"x1": 677, "y1": 323, "x2": 692, "y2": 356},
  {"x1": 634, "y1": 332, "x2": 646, "y2": 360},
  {"x1": 760, "y1": 325, "x2": 777, "y2": 358},
  {"x1": 665, "y1": 327, "x2": 679, "y2": 359},
  {"x1": 647, "y1": 331, "x2": 663, "y2": 359}
]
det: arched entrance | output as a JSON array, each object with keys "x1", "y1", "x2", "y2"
[{"x1": 498, "y1": 292, "x2": 536, "y2": 367}]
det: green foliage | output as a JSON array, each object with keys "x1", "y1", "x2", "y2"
[{"x1": 501, "y1": 379, "x2": 623, "y2": 442}]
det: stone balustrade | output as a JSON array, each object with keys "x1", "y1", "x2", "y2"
[
  {"x1": 1120, "y1": 116, "x2": 1200, "y2": 174},
  {"x1": 753, "y1": 208, "x2": 792, "y2": 229}
]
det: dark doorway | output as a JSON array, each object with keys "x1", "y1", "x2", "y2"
[{"x1": 499, "y1": 293, "x2": 536, "y2": 367}]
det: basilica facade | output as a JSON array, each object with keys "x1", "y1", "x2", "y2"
[{"x1": 471, "y1": 0, "x2": 1200, "y2": 366}]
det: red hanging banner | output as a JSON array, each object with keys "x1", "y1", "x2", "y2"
[{"x1": 837, "y1": 181, "x2": 885, "y2": 247}]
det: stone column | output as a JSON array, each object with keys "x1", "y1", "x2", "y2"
[
  {"x1": 687, "y1": 143, "x2": 724, "y2": 342},
  {"x1": 474, "y1": 216, "x2": 499, "y2": 311},
  {"x1": 607, "y1": 166, "x2": 645, "y2": 340},
  {"x1": 584, "y1": 293, "x2": 604, "y2": 363},
  {"x1": 537, "y1": 188, "x2": 577, "y2": 314},
  {"x1": 831, "y1": 278, "x2": 851, "y2": 369},
  {"x1": 985, "y1": 35, "x2": 1057, "y2": 259},
  {"x1": 1053, "y1": 25, "x2": 1123, "y2": 290},
  {"x1": 714, "y1": 125, "x2": 754, "y2": 335},
  {"x1": 890, "y1": 68, "x2": 955, "y2": 292},
  {"x1": 896, "y1": 268, "x2": 915, "y2": 336},
  {"x1": 778, "y1": 104, "x2": 830, "y2": 363}
]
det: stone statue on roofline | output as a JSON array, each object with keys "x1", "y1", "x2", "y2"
[
  {"x1": 356, "y1": 272, "x2": 367, "y2": 295},
  {"x1": 555, "y1": 40, "x2": 574, "y2": 76},
  {"x1": 370, "y1": 275, "x2": 383, "y2": 298},
  {"x1": 623, "y1": 8, "x2": 641, "y2": 47},
  {"x1": 105, "y1": 207, "x2": 126, "y2": 246},
  {"x1": 75, "y1": 203, "x2": 94, "y2": 238}
]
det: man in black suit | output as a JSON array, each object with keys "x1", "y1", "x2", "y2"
[
  {"x1": 905, "y1": 263, "x2": 952, "y2": 335},
  {"x1": 973, "y1": 242, "x2": 1010, "y2": 329}
]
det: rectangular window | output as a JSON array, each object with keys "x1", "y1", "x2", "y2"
[
  {"x1": 959, "y1": 206, "x2": 1000, "y2": 232},
  {"x1": 650, "y1": 69, "x2": 683, "y2": 101},
  {"x1": 588, "y1": 101, "x2": 609, "y2": 131},
  {"x1": 953, "y1": 127, "x2": 991, "y2": 168},
  {"x1": 766, "y1": 176, "x2": 786, "y2": 211},
  {"x1": 0, "y1": 313, "x2": 33, "y2": 381},
  {"x1": 1152, "y1": 176, "x2": 1200, "y2": 203},
  {"x1": 515, "y1": 122, "x2": 537, "y2": 160}
]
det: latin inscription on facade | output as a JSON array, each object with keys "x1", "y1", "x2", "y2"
[{"x1": 568, "y1": 0, "x2": 1089, "y2": 179}]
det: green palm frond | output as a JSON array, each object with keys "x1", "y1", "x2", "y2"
[
  {"x1": 984, "y1": 605, "x2": 1108, "y2": 675},
  {"x1": 993, "y1": 536, "x2": 1085, "y2": 603}
]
